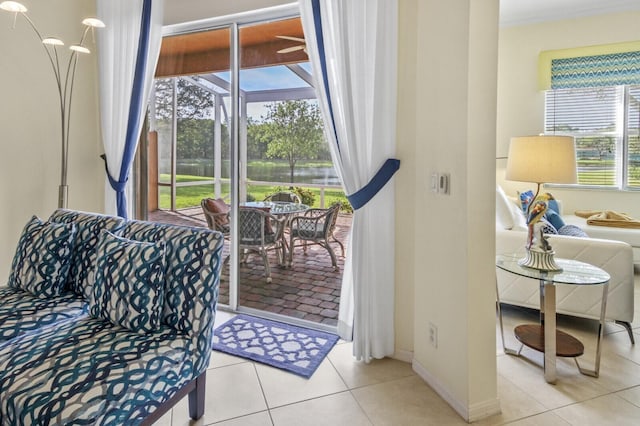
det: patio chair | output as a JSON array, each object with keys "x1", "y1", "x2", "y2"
[
  {"x1": 238, "y1": 207, "x2": 284, "y2": 283},
  {"x1": 288, "y1": 203, "x2": 344, "y2": 271},
  {"x1": 264, "y1": 191, "x2": 301, "y2": 203},
  {"x1": 201, "y1": 198, "x2": 230, "y2": 237}
]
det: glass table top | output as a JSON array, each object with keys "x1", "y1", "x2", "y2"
[
  {"x1": 496, "y1": 254, "x2": 610, "y2": 286},
  {"x1": 242, "y1": 201, "x2": 308, "y2": 215}
]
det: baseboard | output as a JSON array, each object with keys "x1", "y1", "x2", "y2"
[
  {"x1": 412, "y1": 359, "x2": 501, "y2": 422},
  {"x1": 467, "y1": 397, "x2": 502, "y2": 423}
]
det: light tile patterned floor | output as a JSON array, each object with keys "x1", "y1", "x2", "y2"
[{"x1": 154, "y1": 273, "x2": 640, "y2": 425}]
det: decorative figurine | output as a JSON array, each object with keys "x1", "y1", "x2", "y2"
[
  {"x1": 526, "y1": 195, "x2": 550, "y2": 249},
  {"x1": 519, "y1": 192, "x2": 562, "y2": 271}
]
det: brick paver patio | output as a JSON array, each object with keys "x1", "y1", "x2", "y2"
[{"x1": 148, "y1": 207, "x2": 351, "y2": 327}]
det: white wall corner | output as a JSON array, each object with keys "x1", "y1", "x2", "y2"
[
  {"x1": 412, "y1": 359, "x2": 501, "y2": 422},
  {"x1": 392, "y1": 348, "x2": 413, "y2": 363}
]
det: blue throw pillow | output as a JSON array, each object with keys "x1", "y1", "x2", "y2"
[
  {"x1": 518, "y1": 190, "x2": 535, "y2": 213},
  {"x1": 558, "y1": 224, "x2": 589, "y2": 238},
  {"x1": 547, "y1": 198, "x2": 560, "y2": 215},
  {"x1": 48, "y1": 210, "x2": 126, "y2": 301},
  {"x1": 545, "y1": 208, "x2": 565, "y2": 231},
  {"x1": 539, "y1": 218, "x2": 558, "y2": 235},
  {"x1": 91, "y1": 231, "x2": 166, "y2": 334},
  {"x1": 8, "y1": 216, "x2": 77, "y2": 298}
]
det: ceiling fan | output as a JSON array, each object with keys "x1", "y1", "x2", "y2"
[{"x1": 276, "y1": 35, "x2": 307, "y2": 54}]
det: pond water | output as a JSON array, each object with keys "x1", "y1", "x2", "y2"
[
  {"x1": 175, "y1": 160, "x2": 340, "y2": 185},
  {"x1": 247, "y1": 163, "x2": 340, "y2": 185}
]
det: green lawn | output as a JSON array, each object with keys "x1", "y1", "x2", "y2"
[
  {"x1": 576, "y1": 166, "x2": 640, "y2": 187},
  {"x1": 577, "y1": 170, "x2": 615, "y2": 186},
  {"x1": 158, "y1": 174, "x2": 348, "y2": 210}
]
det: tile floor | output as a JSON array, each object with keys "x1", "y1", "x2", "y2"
[{"x1": 153, "y1": 272, "x2": 640, "y2": 425}]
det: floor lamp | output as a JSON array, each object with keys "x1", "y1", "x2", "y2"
[
  {"x1": 0, "y1": 1, "x2": 104, "y2": 208},
  {"x1": 505, "y1": 135, "x2": 577, "y2": 270}
]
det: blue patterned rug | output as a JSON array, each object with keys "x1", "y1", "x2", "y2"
[{"x1": 212, "y1": 314, "x2": 339, "y2": 378}]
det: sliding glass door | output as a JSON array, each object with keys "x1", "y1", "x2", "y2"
[
  {"x1": 146, "y1": 7, "x2": 346, "y2": 330},
  {"x1": 151, "y1": 26, "x2": 234, "y2": 306}
]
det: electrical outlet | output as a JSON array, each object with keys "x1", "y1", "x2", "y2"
[{"x1": 429, "y1": 322, "x2": 438, "y2": 348}]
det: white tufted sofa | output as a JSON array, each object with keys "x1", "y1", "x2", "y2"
[
  {"x1": 562, "y1": 214, "x2": 640, "y2": 266},
  {"x1": 495, "y1": 186, "x2": 635, "y2": 343}
]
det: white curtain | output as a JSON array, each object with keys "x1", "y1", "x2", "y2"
[
  {"x1": 97, "y1": 0, "x2": 164, "y2": 218},
  {"x1": 300, "y1": 0, "x2": 399, "y2": 362}
]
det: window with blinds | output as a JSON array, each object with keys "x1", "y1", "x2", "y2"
[
  {"x1": 544, "y1": 85, "x2": 640, "y2": 189},
  {"x1": 628, "y1": 86, "x2": 640, "y2": 188}
]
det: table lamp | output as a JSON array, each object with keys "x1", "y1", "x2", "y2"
[{"x1": 505, "y1": 135, "x2": 577, "y2": 271}]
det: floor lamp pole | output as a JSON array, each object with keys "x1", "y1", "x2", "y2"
[{"x1": 59, "y1": 185, "x2": 68, "y2": 209}]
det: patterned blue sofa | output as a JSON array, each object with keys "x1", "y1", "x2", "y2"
[{"x1": 0, "y1": 210, "x2": 224, "y2": 425}]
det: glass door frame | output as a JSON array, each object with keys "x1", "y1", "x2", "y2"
[{"x1": 162, "y1": 4, "x2": 302, "y2": 313}]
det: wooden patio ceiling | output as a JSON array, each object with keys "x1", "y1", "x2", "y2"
[{"x1": 156, "y1": 17, "x2": 308, "y2": 78}]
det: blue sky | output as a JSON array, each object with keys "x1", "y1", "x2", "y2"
[
  {"x1": 215, "y1": 63, "x2": 312, "y2": 92},
  {"x1": 209, "y1": 62, "x2": 315, "y2": 120}
]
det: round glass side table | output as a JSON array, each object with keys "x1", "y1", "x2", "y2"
[{"x1": 496, "y1": 254, "x2": 610, "y2": 384}]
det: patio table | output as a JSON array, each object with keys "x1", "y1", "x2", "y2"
[{"x1": 242, "y1": 201, "x2": 309, "y2": 263}]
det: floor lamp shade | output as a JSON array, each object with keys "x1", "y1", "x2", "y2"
[{"x1": 506, "y1": 135, "x2": 577, "y2": 185}]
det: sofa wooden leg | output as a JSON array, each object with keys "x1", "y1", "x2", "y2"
[
  {"x1": 615, "y1": 321, "x2": 635, "y2": 344},
  {"x1": 189, "y1": 372, "x2": 207, "y2": 420}
]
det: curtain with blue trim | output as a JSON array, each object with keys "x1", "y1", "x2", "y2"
[
  {"x1": 300, "y1": 0, "x2": 399, "y2": 362},
  {"x1": 97, "y1": 0, "x2": 164, "y2": 218}
]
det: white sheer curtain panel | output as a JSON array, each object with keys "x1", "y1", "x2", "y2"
[
  {"x1": 300, "y1": 0, "x2": 399, "y2": 362},
  {"x1": 97, "y1": 0, "x2": 163, "y2": 217}
]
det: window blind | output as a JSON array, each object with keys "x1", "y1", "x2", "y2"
[
  {"x1": 628, "y1": 86, "x2": 640, "y2": 187},
  {"x1": 545, "y1": 86, "x2": 622, "y2": 186}
]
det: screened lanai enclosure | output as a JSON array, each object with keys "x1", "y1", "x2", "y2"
[
  {"x1": 138, "y1": 14, "x2": 350, "y2": 329},
  {"x1": 145, "y1": 17, "x2": 345, "y2": 213}
]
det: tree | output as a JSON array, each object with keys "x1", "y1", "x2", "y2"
[
  {"x1": 259, "y1": 100, "x2": 325, "y2": 182},
  {"x1": 246, "y1": 117, "x2": 270, "y2": 160},
  {"x1": 154, "y1": 77, "x2": 214, "y2": 120},
  {"x1": 155, "y1": 78, "x2": 230, "y2": 173}
]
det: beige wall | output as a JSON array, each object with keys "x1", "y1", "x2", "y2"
[
  {"x1": 0, "y1": 0, "x2": 104, "y2": 278},
  {"x1": 398, "y1": 0, "x2": 499, "y2": 419},
  {"x1": 497, "y1": 11, "x2": 640, "y2": 215}
]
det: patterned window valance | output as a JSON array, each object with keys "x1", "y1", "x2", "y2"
[
  {"x1": 551, "y1": 51, "x2": 640, "y2": 89},
  {"x1": 538, "y1": 40, "x2": 640, "y2": 90}
]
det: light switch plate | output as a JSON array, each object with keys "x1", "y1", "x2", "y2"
[
  {"x1": 439, "y1": 173, "x2": 450, "y2": 194},
  {"x1": 430, "y1": 173, "x2": 439, "y2": 193}
]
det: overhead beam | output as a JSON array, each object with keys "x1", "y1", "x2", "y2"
[
  {"x1": 286, "y1": 64, "x2": 314, "y2": 87},
  {"x1": 246, "y1": 87, "x2": 317, "y2": 103}
]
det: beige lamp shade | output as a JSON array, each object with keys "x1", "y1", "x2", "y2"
[{"x1": 505, "y1": 135, "x2": 577, "y2": 185}]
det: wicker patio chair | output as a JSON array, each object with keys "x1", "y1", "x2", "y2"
[
  {"x1": 288, "y1": 203, "x2": 344, "y2": 271},
  {"x1": 237, "y1": 207, "x2": 284, "y2": 283},
  {"x1": 264, "y1": 191, "x2": 301, "y2": 203},
  {"x1": 201, "y1": 198, "x2": 230, "y2": 237}
]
